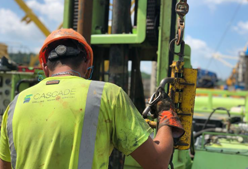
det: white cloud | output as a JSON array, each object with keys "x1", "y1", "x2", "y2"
[
  {"x1": 226, "y1": 47, "x2": 244, "y2": 57},
  {"x1": 233, "y1": 21, "x2": 248, "y2": 34},
  {"x1": 26, "y1": 0, "x2": 64, "y2": 22},
  {"x1": 0, "y1": 0, "x2": 63, "y2": 54},
  {"x1": 141, "y1": 61, "x2": 152, "y2": 74},
  {"x1": 202, "y1": 0, "x2": 247, "y2": 11},
  {"x1": 0, "y1": 8, "x2": 44, "y2": 40},
  {"x1": 192, "y1": 60, "x2": 200, "y2": 68},
  {"x1": 204, "y1": 0, "x2": 246, "y2": 5},
  {"x1": 33, "y1": 47, "x2": 42, "y2": 53},
  {"x1": 185, "y1": 36, "x2": 237, "y2": 79},
  {"x1": 0, "y1": 8, "x2": 45, "y2": 53},
  {"x1": 185, "y1": 35, "x2": 213, "y2": 59}
]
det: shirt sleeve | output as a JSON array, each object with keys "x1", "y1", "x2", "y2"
[
  {"x1": 111, "y1": 88, "x2": 153, "y2": 155},
  {"x1": 0, "y1": 106, "x2": 11, "y2": 162}
]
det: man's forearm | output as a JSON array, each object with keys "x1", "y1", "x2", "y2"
[
  {"x1": 153, "y1": 126, "x2": 174, "y2": 167},
  {"x1": 0, "y1": 159, "x2": 11, "y2": 169},
  {"x1": 130, "y1": 126, "x2": 173, "y2": 169}
]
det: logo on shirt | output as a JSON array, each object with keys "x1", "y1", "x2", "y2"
[
  {"x1": 23, "y1": 94, "x2": 33, "y2": 103},
  {"x1": 46, "y1": 80, "x2": 60, "y2": 85}
]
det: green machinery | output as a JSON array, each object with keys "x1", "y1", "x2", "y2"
[
  {"x1": 192, "y1": 90, "x2": 248, "y2": 169},
  {"x1": 0, "y1": 0, "x2": 247, "y2": 168},
  {"x1": 62, "y1": 0, "x2": 248, "y2": 168},
  {"x1": 0, "y1": 69, "x2": 44, "y2": 120},
  {"x1": 0, "y1": 0, "x2": 49, "y2": 121},
  {"x1": 63, "y1": 0, "x2": 195, "y2": 168}
]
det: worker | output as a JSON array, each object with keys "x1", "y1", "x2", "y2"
[{"x1": 0, "y1": 28, "x2": 184, "y2": 169}]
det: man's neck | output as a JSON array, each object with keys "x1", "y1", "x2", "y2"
[{"x1": 50, "y1": 66, "x2": 79, "y2": 77}]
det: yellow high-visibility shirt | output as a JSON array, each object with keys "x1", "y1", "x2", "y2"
[{"x1": 0, "y1": 76, "x2": 152, "y2": 169}]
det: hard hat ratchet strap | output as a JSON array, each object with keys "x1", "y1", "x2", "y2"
[{"x1": 48, "y1": 45, "x2": 81, "y2": 61}]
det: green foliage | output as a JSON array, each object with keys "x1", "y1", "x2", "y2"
[
  {"x1": 9, "y1": 52, "x2": 38, "y2": 66},
  {"x1": 128, "y1": 71, "x2": 151, "y2": 79},
  {"x1": 141, "y1": 72, "x2": 151, "y2": 79}
]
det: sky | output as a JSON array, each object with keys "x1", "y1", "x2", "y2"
[{"x1": 1, "y1": 0, "x2": 248, "y2": 79}]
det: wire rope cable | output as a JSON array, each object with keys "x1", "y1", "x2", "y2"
[{"x1": 206, "y1": 0, "x2": 245, "y2": 70}]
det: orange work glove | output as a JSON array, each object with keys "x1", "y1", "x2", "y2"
[{"x1": 151, "y1": 89, "x2": 185, "y2": 139}]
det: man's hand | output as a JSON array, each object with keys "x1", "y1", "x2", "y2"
[
  {"x1": 151, "y1": 89, "x2": 185, "y2": 139},
  {"x1": 158, "y1": 106, "x2": 185, "y2": 139},
  {"x1": 131, "y1": 88, "x2": 185, "y2": 169}
]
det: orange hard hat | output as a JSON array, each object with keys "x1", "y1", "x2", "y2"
[{"x1": 39, "y1": 28, "x2": 93, "y2": 78}]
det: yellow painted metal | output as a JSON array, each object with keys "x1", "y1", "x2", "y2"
[
  {"x1": 145, "y1": 119, "x2": 157, "y2": 128},
  {"x1": 104, "y1": 60, "x2": 109, "y2": 72},
  {"x1": 130, "y1": 7, "x2": 135, "y2": 15},
  {"x1": 131, "y1": 0, "x2": 135, "y2": 7},
  {"x1": 14, "y1": 0, "x2": 50, "y2": 37},
  {"x1": 57, "y1": 22, "x2": 63, "y2": 30},
  {"x1": 0, "y1": 43, "x2": 9, "y2": 59},
  {"x1": 14, "y1": 0, "x2": 66, "y2": 67},
  {"x1": 108, "y1": 26, "x2": 111, "y2": 34},
  {"x1": 29, "y1": 54, "x2": 39, "y2": 67},
  {"x1": 169, "y1": 61, "x2": 197, "y2": 150},
  {"x1": 130, "y1": 0, "x2": 135, "y2": 14}
]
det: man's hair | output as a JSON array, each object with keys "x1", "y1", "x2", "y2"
[{"x1": 46, "y1": 39, "x2": 87, "y2": 71}]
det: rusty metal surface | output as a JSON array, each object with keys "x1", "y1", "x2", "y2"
[
  {"x1": 111, "y1": 0, "x2": 131, "y2": 34},
  {"x1": 168, "y1": 0, "x2": 194, "y2": 150},
  {"x1": 108, "y1": 0, "x2": 131, "y2": 168},
  {"x1": 177, "y1": 68, "x2": 197, "y2": 149},
  {"x1": 175, "y1": 0, "x2": 189, "y2": 45},
  {"x1": 77, "y1": 0, "x2": 93, "y2": 43},
  {"x1": 169, "y1": 61, "x2": 197, "y2": 149},
  {"x1": 130, "y1": 49, "x2": 146, "y2": 113}
]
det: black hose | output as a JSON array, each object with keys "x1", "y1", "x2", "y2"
[
  {"x1": 190, "y1": 128, "x2": 195, "y2": 156},
  {"x1": 15, "y1": 79, "x2": 38, "y2": 95},
  {"x1": 194, "y1": 128, "x2": 217, "y2": 139},
  {"x1": 202, "y1": 107, "x2": 230, "y2": 130},
  {"x1": 194, "y1": 128, "x2": 227, "y2": 139}
]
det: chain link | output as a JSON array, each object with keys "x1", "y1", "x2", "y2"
[
  {"x1": 175, "y1": 0, "x2": 189, "y2": 46},
  {"x1": 170, "y1": 0, "x2": 189, "y2": 60},
  {"x1": 175, "y1": 0, "x2": 189, "y2": 18},
  {"x1": 143, "y1": 1, "x2": 190, "y2": 118}
]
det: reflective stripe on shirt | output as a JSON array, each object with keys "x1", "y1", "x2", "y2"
[
  {"x1": 7, "y1": 95, "x2": 19, "y2": 169},
  {"x1": 78, "y1": 81, "x2": 105, "y2": 169}
]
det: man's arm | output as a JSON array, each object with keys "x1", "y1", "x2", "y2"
[
  {"x1": 131, "y1": 96, "x2": 185, "y2": 169},
  {"x1": 131, "y1": 126, "x2": 173, "y2": 169},
  {"x1": 0, "y1": 159, "x2": 11, "y2": 169},
  {"x1": 0, "y1": 106, "x2": 12, "y2": 169},
  {"x1": 110, "y1": 87, "x2": 183, "y2": 168}
]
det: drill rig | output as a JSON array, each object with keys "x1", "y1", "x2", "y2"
[
  {"x1": 63, "y1": 1, "x2": 248, "y2": 168},
  {"x1": 1, "y1": 0, "x2": 248, "y2": 168},
  {"x1": 63, "y1": 0, "x2": 197, "y2": 168}
]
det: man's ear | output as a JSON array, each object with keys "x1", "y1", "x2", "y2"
[
  {"x1": 42, "y1": 63, "x2": 49, "y2": 77},
  {"x1": 81, "y1": 59, "x2": 91, "y2": 78},
  {"x1": 86, "y1": 58, "x2": 91, "y2": 68}
]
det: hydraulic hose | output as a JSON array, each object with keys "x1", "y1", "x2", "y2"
[
  {"x1": 194, "y1": 128, "x2": 227, "y2": 139},
  {"x1": 202, "y1": 107, "x2": 230, "y2": 130},
  {"x1": 15, "y1": 79, "x2": 39, "y2": 95}
]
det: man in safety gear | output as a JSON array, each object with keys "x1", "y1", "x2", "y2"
[{"x1": 0, "y1": 28, "x2": 184, "y2": 169}]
